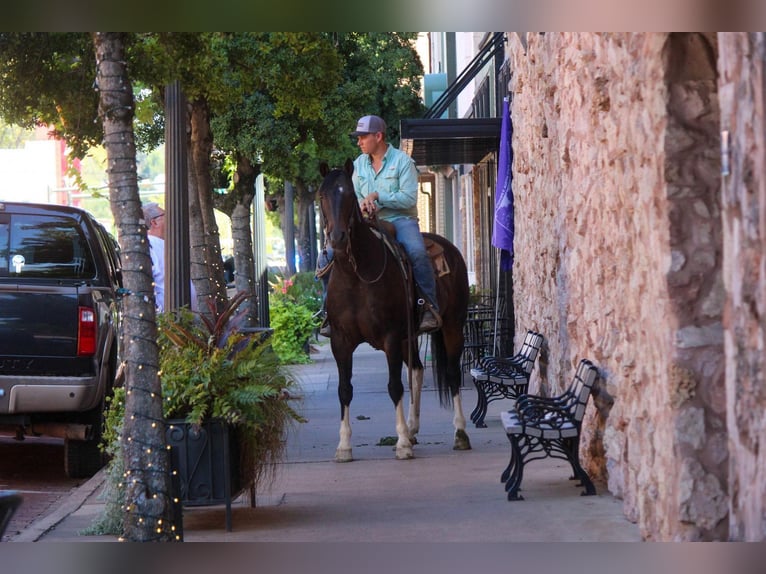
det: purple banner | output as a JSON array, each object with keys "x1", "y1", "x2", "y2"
[{"x1": 491, "y1": 97, "x2": 513, "y2": 271}]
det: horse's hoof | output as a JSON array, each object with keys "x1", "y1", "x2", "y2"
[
  {"x1": 453, "y1": 429, "x2": 472, "y2": 450},
  {"x1": 335, "y1": 448, "x2": 353, "y2": 462},
  {"x1": 395, "y1": 446, "x2": 414, "y2": 460}
]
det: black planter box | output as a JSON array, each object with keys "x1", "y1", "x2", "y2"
[{"x1": 165, "y1": 418, "x2": 241, "y2": 531}]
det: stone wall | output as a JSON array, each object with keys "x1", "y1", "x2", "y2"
[
  {"x1": 718, "y1": 32, "x2": 766, "y2": 542},
  {"x1": 507, "y1": 32, "x2": 727, "y2": 540}
]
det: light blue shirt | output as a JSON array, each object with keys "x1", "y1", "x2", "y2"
[{"x1": 352, "y1": 144, "x2": 419, "y2": 222}]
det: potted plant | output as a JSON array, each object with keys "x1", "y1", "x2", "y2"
[{"x1": 88, "y1": 291, "x2": 304, "y2": 535}]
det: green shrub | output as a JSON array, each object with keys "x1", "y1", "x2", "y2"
[
  {"x1": 268, "y1": 273, "x2": 322, "y2": 364},
  {"x1": 269, "y1": 298, "x2": 319, "y2": 364},
  {"x1": 270, "y1": 271, "x2": 323, "y2": 314}
]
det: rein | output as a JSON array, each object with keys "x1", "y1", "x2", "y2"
[{"x1": 346, "y1": 218, "x2": 388, "y2": 284}]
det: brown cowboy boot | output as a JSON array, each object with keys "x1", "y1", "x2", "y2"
[{"x1": 418, "y1": 305, "x2": 442, "y2": 334}]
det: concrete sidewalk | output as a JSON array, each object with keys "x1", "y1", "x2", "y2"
[{"x1": 16, "y1": 340, "x2": 642, "y2": 542}]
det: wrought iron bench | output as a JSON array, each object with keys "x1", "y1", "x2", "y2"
[
  {"x1": 0, "y1": 490, "x2": 23, "y2": 538},
  {"x1": 468, "y1": 330, "x2": 544, "y2": 427},
  {"x1": 499, "y1": 358, "x2": 599, "y2": 501}
]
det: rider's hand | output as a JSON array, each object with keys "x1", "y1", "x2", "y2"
[{"x1": 360, "y1": 193, "x2": 378, "y2": 215}]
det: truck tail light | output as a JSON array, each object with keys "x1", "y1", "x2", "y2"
[{"x1": 78, "y1": 307, "x2": 97, "y2": 356}]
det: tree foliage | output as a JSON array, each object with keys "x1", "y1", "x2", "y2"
[
  {"x1": 0, "y1": 32, "x2": 100, "y2": 159},
  {"x1": 209, "y1": 32, "x2": 426, "y2": 272}
]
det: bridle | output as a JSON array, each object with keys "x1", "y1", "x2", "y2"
[{"x1": 321, "y1": 181, "x2": 388, "y2": 285}]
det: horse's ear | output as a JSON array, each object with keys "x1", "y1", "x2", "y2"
[
  {"x1": 319, "y1": 162, "x2": 329, "y2": 178},
  {"x1": 344, "y1": 158, "x2": 354, "y2": 176}
]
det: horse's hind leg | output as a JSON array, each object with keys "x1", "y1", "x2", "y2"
[
  {"x1": 452, "y1": 392, "x2": 471, "y2": 451},
  {"x1": 443, "y1": 327, "x2": 471, "y2": 451}
]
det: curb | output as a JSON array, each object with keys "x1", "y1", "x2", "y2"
[{"x1": 9, "y1": 468, "x2": 106, "y2": 542}]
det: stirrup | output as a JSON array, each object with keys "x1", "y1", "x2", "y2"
[
  {"x1": 417, "y1": 301, "x2": 442, "y2": 334},
  {"x1": 319, "y1": 316, "x2": 331, "y2": 337}
]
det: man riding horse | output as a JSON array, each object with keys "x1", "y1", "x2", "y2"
[{"x1": 318, "y1": 114, "x2": 442, "y2": 337}]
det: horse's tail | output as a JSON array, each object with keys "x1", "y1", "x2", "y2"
[{"x1": 430, "y1": 329, "x2": 455, "y2": 408}]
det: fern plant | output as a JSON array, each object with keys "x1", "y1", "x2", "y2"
[{"x1": 158, "y1": 292, "x2": 305, "y2": 486}]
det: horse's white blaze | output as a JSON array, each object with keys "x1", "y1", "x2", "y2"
[
  {"x1": 394, "y1": 399, "x2": 414, "y2": 459},
  {"x1": 407, "y1": 366, "x2": 423, "y2": 438},
  {"x1": 452, "y1": 392, "x2": 466, "y2": 432},
  {"x1": 336, "y1": 404, "x2": 353, "y2": 461}
]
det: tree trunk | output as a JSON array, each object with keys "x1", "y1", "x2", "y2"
[
  {"x1": 188, "y1": 98, "x2": 227, "y2": 316},
  {"x1": 230, "y1": 154, "x2": 258, "y2": 325},
  {"x1": 294, "y1": 179, "x2": 317, "y2": 273},
  {"x1": 93, "y1": 32, "x2": 176, "y2": 542}
]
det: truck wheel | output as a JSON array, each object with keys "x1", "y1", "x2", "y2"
[{"x1": 64, "y1": 437, "x2": 105, "y2": 478}]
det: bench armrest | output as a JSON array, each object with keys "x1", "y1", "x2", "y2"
[
  {"x1": 517, "y1": 402, "x2": 574, "y2": 428},
  {"x1": 477, "y1": 353, "x2": 524, "y2": 371},
  {"x1": 516, "y1": 392, "x2": 571, "y2": 410}
]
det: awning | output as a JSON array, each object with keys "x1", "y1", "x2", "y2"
[
  {"x1": 399, "y1": 32, "x2": 505, "y2": 166},
  {"x1": 399, "y1": 117, "x2": 501, "y2": 166}
]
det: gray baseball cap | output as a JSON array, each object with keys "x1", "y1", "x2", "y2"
[
  {"x1": 142, "y1": 202, "x2": 165, "y2": 224},
  {"x1": 350, "y1": 115, "x2": 387, "y2": 137}
]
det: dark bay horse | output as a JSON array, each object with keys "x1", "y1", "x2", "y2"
[{"x1": 318, "y1": 160, "x2": 471, "y2": 461}]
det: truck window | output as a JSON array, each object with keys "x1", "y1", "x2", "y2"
[{"x1": 5, "y1": 214, "x2": 96, "y2": 279}]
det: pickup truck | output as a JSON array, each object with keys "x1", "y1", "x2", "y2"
[{"x1": 0, "y1": 201, "x2": 122, "y2": 478}]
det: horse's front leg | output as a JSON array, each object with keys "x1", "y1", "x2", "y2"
[
  {"x1": 386, "y1": 349, "x2": 413, "y2": 460},
  {"x1": 334, "y1": 350, "x2": 354, "y2": 462}
]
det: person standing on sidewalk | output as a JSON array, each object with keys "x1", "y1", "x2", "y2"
[
  {"x1": 350, "y1": 114, "x2": 441, "y2": 334},
  {"x1": 142, "y1": 202, "x2": 167, "y2": 312},
  {"x1": 142, "y1": 202, "x2": 197, "y2": 313}
]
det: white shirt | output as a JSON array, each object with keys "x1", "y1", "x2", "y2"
[
  {"x1": 148, "y1": 234, "x2": 165, "y2": 312},
  {"x1": 148, "y1": 234, "x2": 198, "y2": 312}
]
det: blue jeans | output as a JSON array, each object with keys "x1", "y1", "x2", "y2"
[{"x1": 390, "y1": 217, "x2": 438, "y2": 312}]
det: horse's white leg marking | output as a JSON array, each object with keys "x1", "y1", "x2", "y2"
[
  {"x1": 335, "y1": 404, "x2": 353, "y2": 462},
  {"x1": 407, "y1": 366, "x2": 423, "y2": 440},
  {"x1": 394, "y1": 399, "x2": 414, "y2": 459},
  {"x1": 452, "y1": 392, "x2": 466, "y2": 432}
]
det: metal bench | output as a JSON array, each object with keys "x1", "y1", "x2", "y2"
[
  {"x1": 0, "y1": 490, "x2": 23, "y2": 539},
  {"x1": 468, "y1": 330, "x2": 544, "y2": 427},
  {"x1": 499, "y1": 358, "x2": 599, "y2": 500}
]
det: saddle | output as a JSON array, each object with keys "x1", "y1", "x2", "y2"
[{"x1": 373, "y1": 219, "x2": 450, "y2": 278}]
